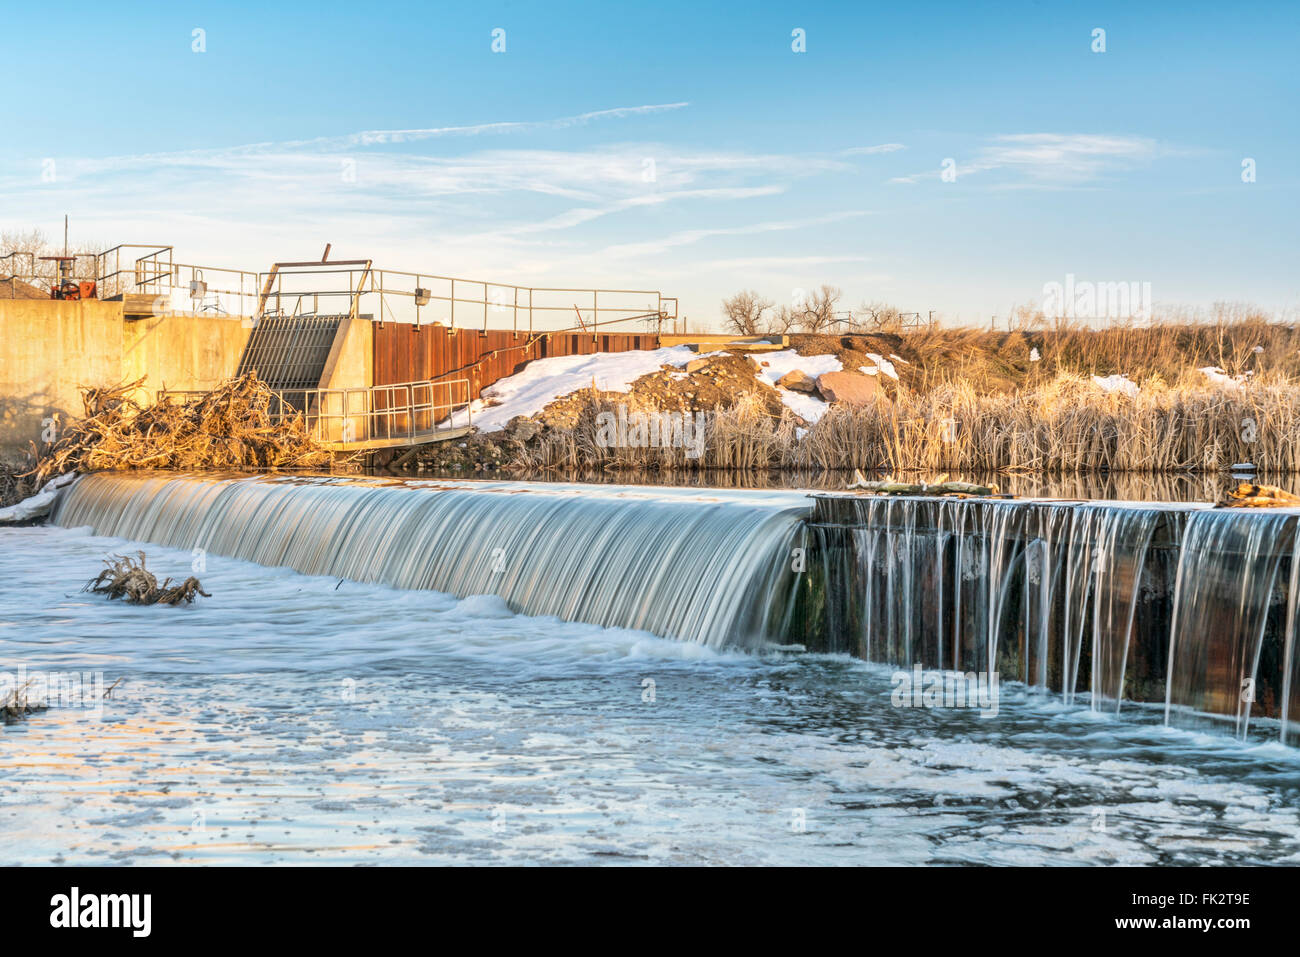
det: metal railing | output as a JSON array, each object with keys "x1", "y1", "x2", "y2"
[
  {"x1": 163, "y1": 378, "x2": 472, "y2": 447},
  {"x1": 2, "y1": 242, "x2": 678, "y2": 333},
  {"x1": 259, "y1": 261, "x2": 678, "y2": 334},
  {"x1": 94, "y1": 244, "x2": 262, "y2": 313},
  {"x1": 285, "y1": 378, "x2": 472, "y2": 446}
]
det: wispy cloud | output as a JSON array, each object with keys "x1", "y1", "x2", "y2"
[
  {"x1": 842, "y1": 143, "x2": 907, "y2": 156},
  {"x1": 282, "y1": 103, "x2": 694, "y2": 150},
  {"x1": 599, "y1": 211, "x2": 871, "y2": 260},
  {"x1": 0, "y1": 103, "x2": 897, "y2": 321},
  {"x1": 983, "y1": 134, "x2": 1157, "y2": 178},
  {"x1": 890, "y1": 133, "x2": 1158, "y2": 185}
]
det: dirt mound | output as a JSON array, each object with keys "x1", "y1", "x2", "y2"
[
  {"x1": 0, "y1": 277, "x2": 47, "y2": 300},
  {"x1": 535, "y1": 352, "x2": 785, "y2": 429}
]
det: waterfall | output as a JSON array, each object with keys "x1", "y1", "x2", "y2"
[
  {"x1": 53, "y1": 473, "x2": 806, "y2": 649},
  {"x1": 812, "y1": 497, "x2": 1162, "y2": 704},
  {"x1": 1067, "y1": 505, "x2": 1162, "y2": 711},
  {"x1": 810, "y1": 494, "x2": 1300, "y2": 743},
  {"x1": 1165, "y1": 509, "x2": 1293, "y2": 739}
]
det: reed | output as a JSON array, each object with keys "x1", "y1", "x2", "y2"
[{"x1": 520, "y1": 376, "x2": 1300, "y2": 475}]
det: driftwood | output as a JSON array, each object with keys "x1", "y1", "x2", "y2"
[
  {"x1": 1, "y1": 680, "x2": 47, "y2": 723},
  {"x1": 84, "y1": 552, "x2": 210, "y2": 606},
  {"x1": 1218, "y1": 482, "x2": 1300, "y2": 508},
  {"x1": 846, "y1": 469, "x2": 999, "y2": 497},
  {"x1": 28, "y1": 373, "x2": 333, "y2": 487}
]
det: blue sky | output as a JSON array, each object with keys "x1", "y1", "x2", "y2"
[{"x1": 1, "y1": 0, "x2": 1296, "y2": 326}]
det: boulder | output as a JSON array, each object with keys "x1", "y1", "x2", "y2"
[
  {"x1": 776, "y1": 369, "x2": 818, "y2": 393},
  {"x1": 817, "y1": 370, "x2": 881, "y2": 405},
  {"x1": 684, "y1": 357, "x2": 713, "y2": 374},
  {"x1": 504, "y1": 415, "x2": 543, "y2": 443}
]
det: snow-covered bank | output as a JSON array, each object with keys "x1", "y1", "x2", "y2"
[{"x1": 449, "y1": 346, "x2": 709, "y2": 432}]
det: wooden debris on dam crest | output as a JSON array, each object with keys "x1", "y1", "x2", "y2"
[
  {"x1": 1218, "y1": 482, "x2": 1300, "y2": 508},
  {"x1": 846, "y1": 469, "x2": 1000, "y2": 497},
  {"x1": 31, "y1": 373, "x2": 333, "y2": 485},
  {"x1": 84, "y1": 552, "x2": 210, "y2": 606}
]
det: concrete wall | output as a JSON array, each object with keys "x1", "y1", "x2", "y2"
[
  {"x1": 123, "y1": 312, "x2": 251, "y2": 397},
  {"x1": 318, "y1": 316, "x2": 373, "y2": 443},
  {"x1": 320, "y1": 316, "x2": 372, "y2": 391},
  {"x1": 0, "y1": 299, "x2": 251, "y2": 462}
]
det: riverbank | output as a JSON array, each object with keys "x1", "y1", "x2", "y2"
[
  {"x1": 405, "y1": 318, "x2": 1300, "y2": 477},
  {"x1": 7, "y1": 318, "x2": 1298, "y2": 511}
]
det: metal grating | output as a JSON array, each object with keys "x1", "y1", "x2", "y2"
[{"x1": 236, "y1": 314, "x2": 343, "y2": 391}]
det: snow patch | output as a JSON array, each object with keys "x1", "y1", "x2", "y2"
[
  {"x1": 863, "y1": 353, "x2": 899, "y2": 380},
  {"x1": 0, "y1": 472, "x2": 77, "y2": 524},
  {"x1": 1091, "y1": 374, "x2": 1139, "y2": 397},
  {"x1": 753, "y1": 349, "x2": 842, "y2": 423},
  {"x1": 1199, "y1": 366, "x2": 1252, "y2": 389}
]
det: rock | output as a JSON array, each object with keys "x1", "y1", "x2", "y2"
[
  {"x1": 504, "y1": 415, "x2": 542, "y2": 443},
  {"x1": 777, "y1": 369, "x2": 818, "y2": 393},
  {"x1": 684, "y1": 357, "x2": 713, "y2": 373},
  {"x1": 817, "y1": 370, "x2": 881, "y2": 405}
]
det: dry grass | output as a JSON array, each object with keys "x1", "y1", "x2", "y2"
[
  {"x1": 797, "y1": 376, "x2": 1300, "y2": 473},
  {"x1": 517, "y1": 312, "x2": 1300, "y2": 475},
  {"x1": 895, "y1": 308, "x2": 1300, "y2": 394},
  {"x1": 519, "y1": 374, "x2": 1300, "y2": 475}
]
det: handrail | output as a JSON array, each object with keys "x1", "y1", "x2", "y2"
[
  {"x1": 1, "y1": 240, "x2": 679, "y2": 333},
  {"x1": 161, "y1": 378, "x2": 472, "y2": 447}
]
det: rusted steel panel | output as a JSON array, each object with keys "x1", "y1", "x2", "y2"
[{"x1": 372, "y1": 324, "x2": 660, "y2": 400}]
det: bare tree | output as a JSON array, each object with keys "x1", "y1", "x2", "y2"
[
  {"x1": 851, "y1": 300, "x2": 906, "y2": 332},
  {"x1": 770, "y1": 304, "x2": 800, "y2": 334},
  {"x1": 721, "y1": 290, "x2": 774, "y2": 335},
  {"x1": 794, "y1": 284, "x2": 843, "y2": 333},
  {"x1": 1, "y1": 228, "x2": 106, "y2": 294}
]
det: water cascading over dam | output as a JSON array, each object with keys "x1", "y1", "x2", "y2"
[
  {"x1": 53, "y1": 473, "x2": 806, "y2": 649},
  {"x1": 808, "y1": 495, "x2": 1300, "y2": 744},
  {"x1": 51, "y1": 473, "x2": 1300, "y2": 745}
]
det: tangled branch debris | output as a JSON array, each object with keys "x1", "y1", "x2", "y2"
[
  {"x1": 30, "y1": 373, "x2": 334, "y2": 485},
  {"x1": 84, "y1": 552, "x2": 211, "y2": 606},
  {"x1": 1, "y1": 680, "x2": 47, "y2": 723}
]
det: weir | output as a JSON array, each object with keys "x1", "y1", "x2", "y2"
[
  {"x1": 806, "y1": 494, "x2": 1300, "y2": 744},
  {"x1": 53, "y1": 473, "x2": 805, "y2": 650},
  {"x1": 51, "y1": 473, "x2": 1300, "y2": 745}
]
